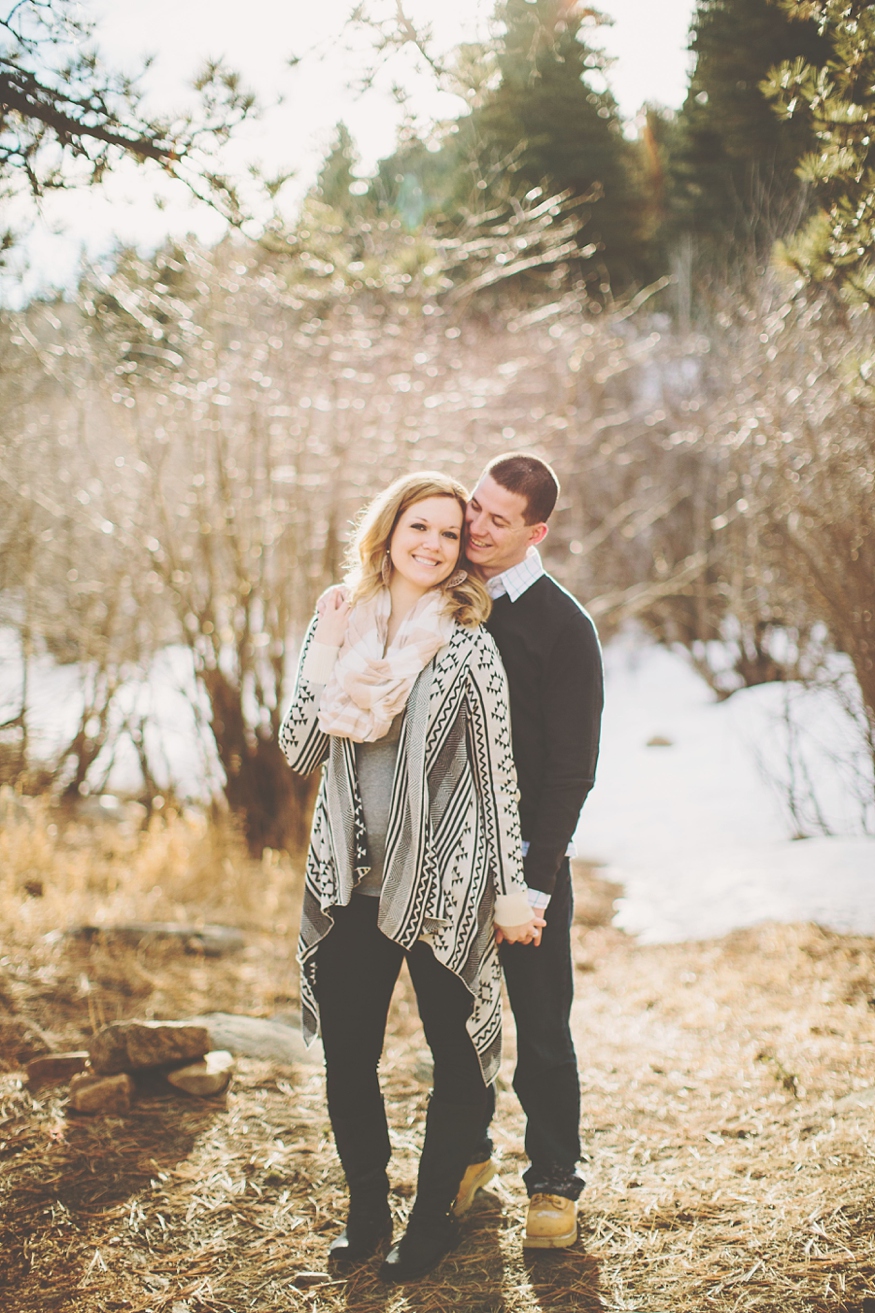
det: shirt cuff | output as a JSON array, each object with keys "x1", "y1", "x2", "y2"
[
  {"x1": 521, "y1": 839, "x2": 576, "y2": 858},
  {"x1": 494, "y1": 890, "x2": 532, "y2": 927},
  {"x1": 527, "y1": 888, "x2": 551, "y2": 911},
  {"x1": 301, "y1": 641, "x2": 339, "y2": 684}
]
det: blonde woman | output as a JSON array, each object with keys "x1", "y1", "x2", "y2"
[{"x1": 280, "y1": 472, "x2": 542, "y2": 1282}]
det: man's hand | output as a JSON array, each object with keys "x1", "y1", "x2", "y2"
[
  {"x1": 495, "y1": 913, "x2": 546, "y2": 947},
  {"x1": 314, "y1": 585, "x2": 351, "y2": 647}
]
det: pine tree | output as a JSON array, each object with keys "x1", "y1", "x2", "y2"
[
  {"x1": 763, "y1": 0, "x2": 875, "y2": 303},
  {"x1": 314, "y1": 124, "x2": 359, "y2": 211},
  {"x1": 371, "y1": 129, "x2": 462, "y2": 229},
  {"x1": 469, "y1": 0, "x2": 648, "y2": 287},
  {"x1": 668, "y1": 0, "x2": 831, "y2": 251},
  {"x1": 352, "y1": 2, "x2": 649, "y2": 289}
]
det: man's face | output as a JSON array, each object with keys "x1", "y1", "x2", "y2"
[{"x1": 465, "y1": 474, "x2": 547, "y2": 579}]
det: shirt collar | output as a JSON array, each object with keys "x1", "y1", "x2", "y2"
[{"x1": 485, "y1": 548, "x2": 545, "y2": 602}]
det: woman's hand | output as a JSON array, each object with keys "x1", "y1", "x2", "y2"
[
  {"x1": 495, "y1": 913, "x2": 546, "y2": 947},
  {"x1": 314, "y1": 585, "x2": 351, "y2": 647}
]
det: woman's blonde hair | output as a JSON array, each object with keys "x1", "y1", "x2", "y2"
[{"x1": 345, "y1": 472, "x2": 491, "y2": 629}]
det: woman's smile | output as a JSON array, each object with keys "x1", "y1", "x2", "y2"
[{"x1": 388, "y1": 496, "x2": 463, "y2": 594}]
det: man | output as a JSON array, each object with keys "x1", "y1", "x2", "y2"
[{"x1": 458, "y1": 452, "x2": 604, "y2": 1249}]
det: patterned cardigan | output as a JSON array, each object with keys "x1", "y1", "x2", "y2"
[{"x1": 279, "y1": 617, "x2": 528, "y2": 1084}]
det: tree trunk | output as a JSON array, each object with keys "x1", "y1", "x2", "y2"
[{"x1": 201, "y1": 667, "x2": 320, "y2": 855}]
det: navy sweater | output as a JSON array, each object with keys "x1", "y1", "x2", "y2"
[{"x1": 486, "y1": 574, "x2": 604, "y2": 897}]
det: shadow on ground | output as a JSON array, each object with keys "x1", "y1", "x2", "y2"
[{"x1": 0, "y1": 1089, "x2": 222, "y2": 1311}]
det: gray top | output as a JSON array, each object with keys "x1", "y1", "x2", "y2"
[{"x1": 355, "y1": 712, "x2": 404, "y2": 896}]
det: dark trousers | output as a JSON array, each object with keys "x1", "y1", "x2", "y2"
[
  {"x1": 476, "y1": 860, "x2": 584, "y2": 1200},
  {"x1": 315, "y1": 896, "x2": 488, "y2": 1215}
]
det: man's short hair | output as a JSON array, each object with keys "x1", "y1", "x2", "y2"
[{"x1": 484, "y1": 452, "x2": 560, "y2": 525}]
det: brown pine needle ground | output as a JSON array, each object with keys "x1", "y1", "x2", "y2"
[{"x1": 3, "y1": 807, "x2": 875, "y2": 1312}]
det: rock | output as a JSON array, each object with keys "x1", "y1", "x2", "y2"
[
  {"x1": 26, "y1": 1052, "x2": 90, "y2": 1088},
  {"x1": 90, "y1": 1020, "x2": 210, "y2": 1074},
  {"x1": 69, "y1": 1071, "x2": 135, "y2": 1114},
  {"x1": 166, "y1": 1050, "x2": 234, "y2": 1097},
  {"x1": 186, "y1": 1013, "x2": 320, "y2": 1065},
  {"x1": 66, "y1": 922, "x2": 245, "y2": 957}
]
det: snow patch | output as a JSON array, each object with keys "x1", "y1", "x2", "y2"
[{"x1": 574, "y1": 638, "x2": 875, "y2": 943}]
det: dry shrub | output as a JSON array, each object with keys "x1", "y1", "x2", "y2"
[
  {"x1": 4, "y1": 241, "x2": 874, "y2": 843},
  {"x1": 0, "y1": 791, "x2": 304, "y2": 944},
  {"x1": 0, "y1": 793, "x2": 305, "y2": 1068},
  {"x1": 717, "y1": 291, "x2": 875, "y2": 723}
]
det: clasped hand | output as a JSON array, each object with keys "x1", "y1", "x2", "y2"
[{"x1": 495, "y1": 914, "x2": 546, "y2": 947}]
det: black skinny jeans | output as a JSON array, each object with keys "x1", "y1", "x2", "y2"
[
  {"x1": 315, "y1": 895, "x2": 488, "y2": 1198},
  {"x1": 475, "y1": 860, "x2": 585, "y2": 1200}
]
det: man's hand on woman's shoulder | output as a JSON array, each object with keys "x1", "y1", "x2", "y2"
[{"x1": 314, "y1": 585, "x2": 351, "y2": 647}]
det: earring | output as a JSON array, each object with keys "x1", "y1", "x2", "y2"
[
  {"x1": 444, "y1": 568, "x2": 467, "y2": 589},
  {"x1": 381, "y1": 550, "x2": 392, "y2": 587}
]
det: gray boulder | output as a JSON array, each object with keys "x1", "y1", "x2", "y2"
[
  {"x1": 67, "y1": 922, "x2": 244, "y2": 957},
  {"x1": 187, "y1": 1013, "x2": 320, "y2": 1065}
]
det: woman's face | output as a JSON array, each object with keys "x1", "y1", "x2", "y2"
[{"x1": 388, "y1": 496, "x2": 463, "y2": 594}]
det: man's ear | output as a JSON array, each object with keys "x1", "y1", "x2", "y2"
[{"x1": 527, "y1": 522, "x2": 549, "y2": 548}]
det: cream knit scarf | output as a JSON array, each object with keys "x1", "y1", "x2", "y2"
[{"x1": 317, "y1": 587, "x2": 455, "y2": 742}]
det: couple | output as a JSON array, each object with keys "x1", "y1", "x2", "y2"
[{"x1": 280, "y1": 453, "x2": 603, "y2": 1282}]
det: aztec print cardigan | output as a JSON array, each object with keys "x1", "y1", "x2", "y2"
[{"x1": 279, "y1": 616, "x2": 529, "y2": 1085}]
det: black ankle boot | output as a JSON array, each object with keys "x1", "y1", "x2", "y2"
[
  {"x1": 379, "y1": 1211, "x2": 458, "y2": 1281},
  {"x1": 328, "y1": 1206, "x2": 393, "y2": 1266},
  {"x1": 379, "y1": 1096, "x2": 482, "y2": 1282},
  {"x1": 325, "y1": 1165, "x2": 388, "y2": 1265}
]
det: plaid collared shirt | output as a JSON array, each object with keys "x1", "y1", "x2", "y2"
[
  {"x1": 484, "y1": 547, "x2": 572, "y2": 908},
  {"x1": 485, "y1": 547, "x2": 545, "y2": 602}
]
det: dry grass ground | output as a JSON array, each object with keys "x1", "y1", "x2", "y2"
[{"x1": 3, "y1": 799, "x2": 875, "y2": 1312}]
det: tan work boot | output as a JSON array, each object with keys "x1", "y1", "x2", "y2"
[
  {"x1": 452, "y1": 1159, "x2": 497, "y2": 1216},
  {"x1": 524, "y1": 1193, "x2": 577, "y2": 1248}
]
